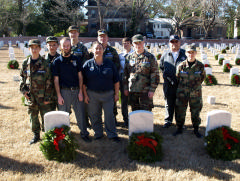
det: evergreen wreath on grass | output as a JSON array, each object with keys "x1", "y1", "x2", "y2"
[
  {"x1": 226, "y1": 46, "x2": 230, "y2": 50},
  {"x1": 204, "y1": 64, "x2": 211, "y2": 68},
  {"x1": 235, "y1": 58, "x2": 240, "y2": 65},
  {"x1": 231, "y1": 74, "x2": 240, "y2": 86},
  {"x1": 218, "y1": 58, "x2": 224, "y2": 65},
  {"x1": 7, "y1": 60, "x2": 19, "y2": 69},
  {"x1": 223, "y1": 63, "x2": 232, "y2": 72},
  {"x1": 204, "y1": 74, "x2": 217, "y2": 85},
  {"x1": 214, "y1": 54, "x2": 219, "y2": 60},
  {"x1": 205, "y1": 126, "x2": 240, "y2": 161},
  {"x1": 40, "y1": 125, "x2": 78, "y2": 162},
  {"x1": 127, "y1": 132, "x2": 163, "y2": 163},
  {"x1": 221, "y1": 49, "x2": 227, "y2": 54},
  {"x1": 156, "y1": 53, "x2": 162, "y2": 60}
]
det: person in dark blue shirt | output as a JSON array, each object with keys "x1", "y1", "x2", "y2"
[
  {"x1": 82, "y1": 41, "x2": 120, "y2": 142},
  {"x1": 52, "y1": 37, "x2": 90, "y2": 143}
]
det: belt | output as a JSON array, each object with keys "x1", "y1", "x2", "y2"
[
  {"x1": 61, "y1": 86, "x2": 79, "y2": 90},
  {"x1": 90, "y1": 89, "x2": 111, "y2": 93}
]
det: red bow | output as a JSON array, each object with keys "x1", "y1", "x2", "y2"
[
  {"x1": 135, "y1": 135, "x2": 158, "y2": 155},
  {"x1": 53, "y1": 128, "x2": 65, "y2": 151},
  {"x1": 208, "y1": 75, "x2": 213, "y2": 84},
  {"x1": 226, "y1": 63, "x2": 231, "y2": 70},
  {"x1": 10, "y1": 64, "x2": 14, "y2": 69},
  {"x1": 204, "y1": 64, "x2": 209, "y2": 67},
  {"x1": 222, "y1": 127, "x2": 239, "y2": 150},
  {"x1": 234, "y1": 75, "x2": 240, "y2": 84}
]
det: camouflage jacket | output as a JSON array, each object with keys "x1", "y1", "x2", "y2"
[
  {"x1": 176, "y1": 59, "x2": 206, "y2": 97},
  {"x1": 20, "y1": 56, "x2": 53, "y2": 105},
  {"x1": 71, "y1": 42, "x2": 90, "y2": 64},
  {"x1": 123, "y1": 50, "x2": 160, "y2": 93},
  {"x1": 103, "y1": 45, "x2": 120, "y2": 71}
]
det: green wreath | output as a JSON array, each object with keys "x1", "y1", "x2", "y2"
[
  {"x1": 205, "y1": 126, "x2": 240, "y2": 161},
  {"x1": 204, "y1": 75, "x2": 217, "y2": 86},
  {"x1": 214, "y1": 54, "x2": 219, "y2": 60},
  {"x1": 231, "y1": 74, "x2": 240, "y2": 86},
  {"x1": 7, "y1": 60, "x2": 19, "y2": 69},
  {"x1": 218, "y1": 58, "x2": 224, "y2": 65},
  {"x1": 223, "y1": 63, "x2": 232, "y2": 72},
  {"x1": 40, "y1": 125, "x2": 78, "y2": 162},
  {"x1": 156, "y1": 53, "x2": 162, "y2": 60},
  {"x1": 221, "y1": 49, "x2": 226, "y2": 54},
  {"x1": 235, "y1": 58, "x2": 240, "y2": 65},
  {"x1": 127, "y1": 132, "x2": 163, "y2": 163}
]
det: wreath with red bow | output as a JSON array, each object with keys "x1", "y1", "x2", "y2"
[
  {"x1": 7, "y1": 60, "x2": 19, "y2": 69},
  {"x1": 223, "y1": 63, "x2": 232, "y2": 72},
  {"x1": 40, "y1": 125, "x2": 78, "y2": 162},
  {"x1": 204, "y1": 64, "x2": 211, "y2": 68},
  {"x1": 204, "y1": 74, "x2": 217, "y2": 86},
  {"x1": 235, "y1": 58, "x2": 240, "y2": 65},
  {"x1": 218, "y1": 58, "x2": 224, "y2": 65},
  {"x1": 156, "y1": 53, "x2": 162, "y2": 60},
  {"x1": 127, "y1": 132, "x2": 163, "y2": 163},
  {"x1": 205, "y1": 126, "x2": 240, "y2": 161},
  {"x1": 231, "y1": 74, "x2": 240, "y2": 86}
]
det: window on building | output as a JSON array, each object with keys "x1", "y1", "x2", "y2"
[
  {"x1": 217, "y1": 27, "x2": 222, "y2": 34},
  {"x1": 91, "y1": 10, "x2": 96, "y2": 18},
  {"x1": 161, "y1": 24, "x2": 171, "y2": 28},
  {"x1": 91, "y1": 23, "x2": 97, "y2": 28}
]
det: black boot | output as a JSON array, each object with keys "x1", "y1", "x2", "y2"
[
  {"x1": 173, "y1": 127, "x2": 183, "y2": 136},
  {"x1": 29, "y1": 133, "x2": 40, "y2": 145},
  {"x1": 193, "y1": 127, "x2": 203, "y2": 138}
]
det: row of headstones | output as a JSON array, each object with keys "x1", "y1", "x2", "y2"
[
  {"x1": 44, "y1": 110, "x2": 232, "y2": 139},
  {"x1": 0, "y1": 41, "x2": 4, "y2": 48}
]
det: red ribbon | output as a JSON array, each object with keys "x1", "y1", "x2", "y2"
[
  {"x1": 226, "y1": 63, "x2": 231, "y2": 70},
  {"x1": 204, "y1": 64, "x2": 209, "y2": 67},
  {"x1": 234, "y1": 75, "x2": 240, "y2": 84},
  {"x1": 135, "y1": 135, "x2": 158, "y2": 155},
  {"x1": 208, "y1": 75, "x2": 213, "y2": 84},
  {"x1": 53, "y1": 128, "x2": 65, "y2": 151},
  {"x1": 10, "y1": 64, "x2": 14, "y2": 69},
  {"x1": 222, "y1": 127, "x2": 239, "y2": 150}
]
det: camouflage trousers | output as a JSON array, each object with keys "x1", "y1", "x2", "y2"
[
  {"x1": 129, "y1": 92, "x2": 153, "y2": 111},
  {"x1": 28, "y1": 103, "x2": 52, "y2": 134},
  {"x1": 175, "y1": 94, "x2": 202, "y2": 128}
]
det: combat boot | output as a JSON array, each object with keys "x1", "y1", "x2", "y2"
[
  {"x1": 193, "y1": 127, "x2": 203, "y2": 138},
  {"x1": 29, "y1": 133, "x2": 40, "y2": 145},
  {"x1": 173, "y1": 127, "x2": 183, "y2": 136}
]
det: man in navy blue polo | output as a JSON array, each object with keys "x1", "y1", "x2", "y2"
[{"x1": 52, "y1": 37, "x2": 90, "y2": 142}]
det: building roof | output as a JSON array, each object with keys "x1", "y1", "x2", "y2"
[{"x1": 148, "y1": 18, "x2": 173, "y2": 24}]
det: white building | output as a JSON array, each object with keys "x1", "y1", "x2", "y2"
[{"x1": 149, "y1": 18, "x2": 173, "y2": 39}]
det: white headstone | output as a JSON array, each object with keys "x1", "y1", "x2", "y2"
[
  {"x1": 205, "y1": 110, "x2": 231, "y2": 136},
  {"x1": 205, "y1": 67, "x2": 212, "y2": 75},
  {"x1": 13, "y1": 75, "x2": 20, "y2": 81},
  {"x1": 207, "y1": 96, "x2": 216, "y2": 105},
  {"x1": 44, "y1": 111, "x2": 70, "y2": 132},
  {"x1": 218, "y1": 54, "x2": 224, "y2": 61},
  {"x1": 129, "y1": 110, "x2": 153, "y2": 136},
  {"x1": 202, "y1": 59, "x2": 209, "y2": 65},
  {"x1": 222, "y1": 60, "x2": 230, "y2": 67},
  {"x1": 9, "y1": 53, "x2": 15, "y2": 60},
  {"x1": 230, "y1": 67, "x2": 239, "y2": 79}
]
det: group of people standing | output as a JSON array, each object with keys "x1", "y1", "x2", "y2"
[{"x1": 20, "y1": 25, "x2": 205, "y2": 145}]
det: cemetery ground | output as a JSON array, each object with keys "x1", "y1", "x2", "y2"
[{"x1": 0, "y1": 44, "x2": 240, "y2": 181}]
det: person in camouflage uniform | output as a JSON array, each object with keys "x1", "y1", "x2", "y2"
[
  {"x1": 97, "y1": 29, "x2": 120, "y2": 122},
  {"x1": 123, "y1": 34, "x2": 160, "y2": 111},
  {"x1": 174, "y1": 44, "x2": 206, "y2": 138},
  {"x1": 45, "y1": 36, "x2": 60, "y2": 110},
  {"x1": 68, "y1": 25, "x2": 90, "y2": 64},
  {"x1": 20, "y1": 39, "x2": 53, "y2": 144}
]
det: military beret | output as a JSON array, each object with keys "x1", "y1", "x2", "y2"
[
  {"x1": 186, "y1": 44, "x2": 197, "y2": 52},
  {"x1": 46, "y1": 36, "x2": 58, "y2": 43},
  {"x1": 68, "y1": 25, "x2": 79, "y2": 32},
  {"x1": 28, "y1": 39, "x2": 41, "y2": 46},
  {"x1": 98, "y1": 29, "x2": 108, "y2": 36},
  {"x1": 132, "y1": 34, "x2": 143, "y2": 43}
]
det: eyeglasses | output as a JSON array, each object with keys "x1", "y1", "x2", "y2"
[{"x1": 187, "y1": 51, "x2": 195, "y2": 54}]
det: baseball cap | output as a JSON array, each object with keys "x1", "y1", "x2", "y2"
[
  {"x1": 28, "y1": 39, "x2": 41, "y2": 46},
  {"x1": 169, "y1": 35, "x2": 180, "y2": 42},
  {"x1": 68, "y1": 25, "x2": 79, "y2": 32},
  {"x1": 186, "y1": 44, "x2": 197, "y2": 52},
  {"x1": 46, "y1": 36, "x2": 58, "y2": 43},
  {"x1": 98, "y1": 29, "x2": 108, "y2": 36},
  {"x1": 132, "y1": 34, "x2": 143, "y2": 43}
]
